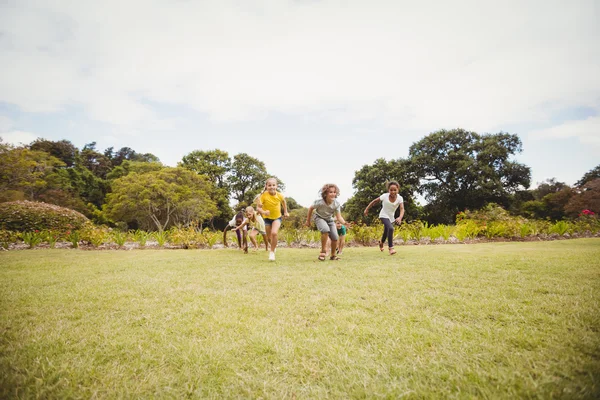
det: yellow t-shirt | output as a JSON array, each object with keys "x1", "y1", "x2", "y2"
[{"x1": 259, "y1": 191, "x2": 285, "y2": 219}]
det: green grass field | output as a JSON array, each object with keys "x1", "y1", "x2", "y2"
[{"x1": 1, "y1": 239, "x2": 599, "y2": 399}]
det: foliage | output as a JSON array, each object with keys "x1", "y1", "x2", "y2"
[
  {"x1": 151, "y1": 230, "x2": 169, "y2": 247},
  {"x1": 133, "y1": 230, "x2": 150, "y2": 247},
  {"x1": 282, "y1": 208, "x2": 309, "y2": 230},
  {"x1": 348, "y1": 224, "x2": 380, "y2": 246},
  {"x1": 80, "y1": 225, "x2": 108, "y2": 247},
  {"x1": 65, "y1": 229, "x2": 80, "y2": 248},
  {"x1": 30, "y1": 138, "x2": 79, "y2": 168},
  {"x1": 179, "y1": 149, "x2": 231, "y2": 188},
  {"x1": 0, "y1": 230, "x2": 18, "y2": 249},
  {"x1": 41, "y1": 229, "x2": 60, "y2": 248},
  {"x1": 169, "y1": 226, "x2": 202, "y2": 249},
  {"x1": 111, "y1": 230, "x2": 129, "y2": 247},
  {"x1": 228, "y1": 153, "x2": 268, "y2": 205},
  {"x1": 21, "y1": 230, "x2": 43, "y2": 248},
  {"x1": 0, "y1": 201, "x2": 90, "y2": 232},
  {"x1": 409, "y1": 129, "x2": 531, "y2": 224},
  {"x1": 105, "y1": 167, "x2": 217, "y2": 231},
  {"x1": 0, "y1": 146, "x2": 66, "y2": 201},
  {"x1": 564, "y1": 179, "x2": 600, "y2": 218},
  {"x1": 575, "y1": 164, "x2": 600, "y2": 187}
]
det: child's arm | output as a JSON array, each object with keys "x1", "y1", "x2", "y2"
[
  {"x1": 234, "y1": 219, "x2": 249, "y2": 231},
  {"x1": 364, "y1": 197, "x2": 381, "y2": 216},
  {"x1": 281, "y1": 194, "x2": 289, "y2": 218},
  {"x1": 222, "y1": 225, "x2": 230, "y2": 247},
  {"x1": 394, "y1": 203, "x2": 405, "y2": 225},
  {"x1": 336, "y1": 211, "x2": 348, "y2": 225},
  {"x1": 256, "y1": 198, "x2": 270, "y2": 216},
  {"x1": 304, "y1": 206, "x2": 314, "y2": 227}
]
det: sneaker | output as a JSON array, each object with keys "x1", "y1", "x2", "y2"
[{"x1": 269, "y1": 252, "x2": 275, "y2": 261}]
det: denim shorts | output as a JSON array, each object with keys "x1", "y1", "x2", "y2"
[{"x1": 263, "y1": 217, "x2": 282, "y2": 226}]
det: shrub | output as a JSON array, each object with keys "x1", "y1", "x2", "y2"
[
  {"x1": 0, "y1": 230, "x2": 18, "y2": 249},
  {"x1": 0, "y1": 201, "x2": 89, "y2": 232},
  {"x1": 81, "y1": 225, "x2": 108, "y2": 248}
]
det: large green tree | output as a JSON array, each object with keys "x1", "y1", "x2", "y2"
[
  {"x1": 409, "y1": 129, "x2": 531, "y2": 224},
  {"x1": 105, "y1": 167, "x2": 216, "y2": 231},
  {"x1": 178, "y1": 149, "x2": 233, "y2": 229},
  {"x1": 344, "y1": 158, "x2": 420, "y2": 224},
  {"x1": 30, "y1": 138, "x2": 79, "y2": 167},
  {"x1": 228, "y1": 153, "x2": 284, "y2": 206},
  {"x1": 179, "y1": 149, "x2": 231, "y2": 188},
  {"x1": 0, "y1": 145, "x2": 66, "y2": 202}
]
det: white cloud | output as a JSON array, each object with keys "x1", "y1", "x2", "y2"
[
  {"x1": 529, "y1": 116, "x2": 600, "y2": 147},
  {"x1": 1, "y1": 0, "x2": 598, "y2": 133},
  {"x1": 0, "y1": 130, "x2": 38, "y2": 146}
]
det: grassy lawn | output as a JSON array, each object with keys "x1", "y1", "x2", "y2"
[{"x1": 1, "y1": 239, "x2": 599, "y2": 399}]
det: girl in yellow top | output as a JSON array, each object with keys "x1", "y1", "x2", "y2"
[{"x1": 257, "y1": 177, "x2": 289, "y2": 261}]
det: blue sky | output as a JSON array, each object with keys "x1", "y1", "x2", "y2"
[{"x1": 1, "y1": 0, "x2": 599, "y2": 207}]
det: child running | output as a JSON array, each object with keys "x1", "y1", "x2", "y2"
[
  {"x1": 235, "y1": 206, "x2": 269, "y2": 252},
  {"x1": 363, "y1": 181, "x2": 404, "y2": 255},
  {"x1": 222, "y1": 211, "x2": 248, "y2": 252},
  {"x1": 335, "y1": 219, "x2": 347, "y2": 255},
  {"x1": 257, "y1": 177, "x2": 289, "y2": 261},
  {"x1": 305, "y1": 183, "x2": 348, "y2": 261}
]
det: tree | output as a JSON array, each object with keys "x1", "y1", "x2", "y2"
[
  {"x1": 105, "y1": 167, "x2": 217, "y2": 231},
  {"x1": 30, "y1": 139, "x2": 79, "y2": 167},
  {"x1": 105, "y1": 146, "x2": 160, "y2": 167},
  {"x1": 178, "y1": 149, "x2": 233, "y2": 229},
  {"x1": 408, "y1": 129, "x2": 531, "y2": 224},
  {"x1": 565, "y1": 178, "x2": 600, "y2": 217},
  {"x1": 531, "y1": 178, "x2": 569, "y2": 200},
  {"x1": 0, "y1": 145, "x2": 65, "y2": 201},
  {"x1": 81, "y1": 142, "x2": 112, "y2": 179},
  {"x1": 179, "y1": 149, "x2": 231, "y2": 188},
  {"x1": 228, "y1": 153, "x2": 284, "y2": 206},
  {"x1": 285, "y1": 197, "x2": 302, "y2": 210},
  {"x1": 576, "y1": 164, "x2": 600, "y2": 187},
  {"x1": 344, "y1": 158, "x2": 419, "y2": 224}
]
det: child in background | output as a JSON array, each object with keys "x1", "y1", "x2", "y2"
[
  {"x1": 363, "y1": 181, "x2": 404, "y2": 255},
  {"x1": 336, "y1": 219, "x2": 347, "y2": 254},
  {"x1": 222, "y1": 211, "x2": 248, "y2": 252},
  {"x1": 305, "y1": 183, "x2": 348, "y2": 261},
  {"x1": 235, "y1": 206, "x2": 269, "y2": 252},
  {"x1": 257, "y1": 177, "x2": 289, "y2": 261}
]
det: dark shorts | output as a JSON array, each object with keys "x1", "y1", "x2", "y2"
[{"x1": 264, "y1": 217, "x2": 282, "y2": 226}]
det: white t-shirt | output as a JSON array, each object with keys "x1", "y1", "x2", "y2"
[
  {"x1": 228, "y1": 215, "x2": 247, "y2": 231},
  {"x1": 378, "y1": 193, "x2": 403, "y2": 220}
]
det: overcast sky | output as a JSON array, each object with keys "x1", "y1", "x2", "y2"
[{"x1": 1, "y1": 0, "x2": 599, "y2": 207}]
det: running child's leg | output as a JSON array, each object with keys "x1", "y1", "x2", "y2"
[
  {"x1": 249, "y1": 229, "x2": 258, "y2": 249},
  {"x1": 380, "y1": 218, "x2": 394, "y2": 248},
  {"x1": 269, "y1": 219, "x2": 281, "y2": 253}
]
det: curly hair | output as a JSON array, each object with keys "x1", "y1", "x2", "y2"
[
  {"x1": 321, "y1": 183, "x2": 340, "y2": 200},
  {"x1": 386, "y1": 181, "x2": 400, "y2": 190}
]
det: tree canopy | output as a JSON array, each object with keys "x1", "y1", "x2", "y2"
[
  {"x1": 409, "y1": 129, "x2": 530, "y2": 223},
  {"x1": 105, "y1": 167, "x2": 217, "y2": 231}
]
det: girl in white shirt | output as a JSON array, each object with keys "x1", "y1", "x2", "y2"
[{"x1": 363, "y1": 181, "x2": 405, "y2": 255}]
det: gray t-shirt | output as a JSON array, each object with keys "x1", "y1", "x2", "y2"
[{"x1": 312, "y1": 198, "x2": 341, "y2": 222}]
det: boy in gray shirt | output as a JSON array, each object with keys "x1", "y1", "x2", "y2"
[{"x1": 305, "y1": 183, "x2": 349, "y2": 261}]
